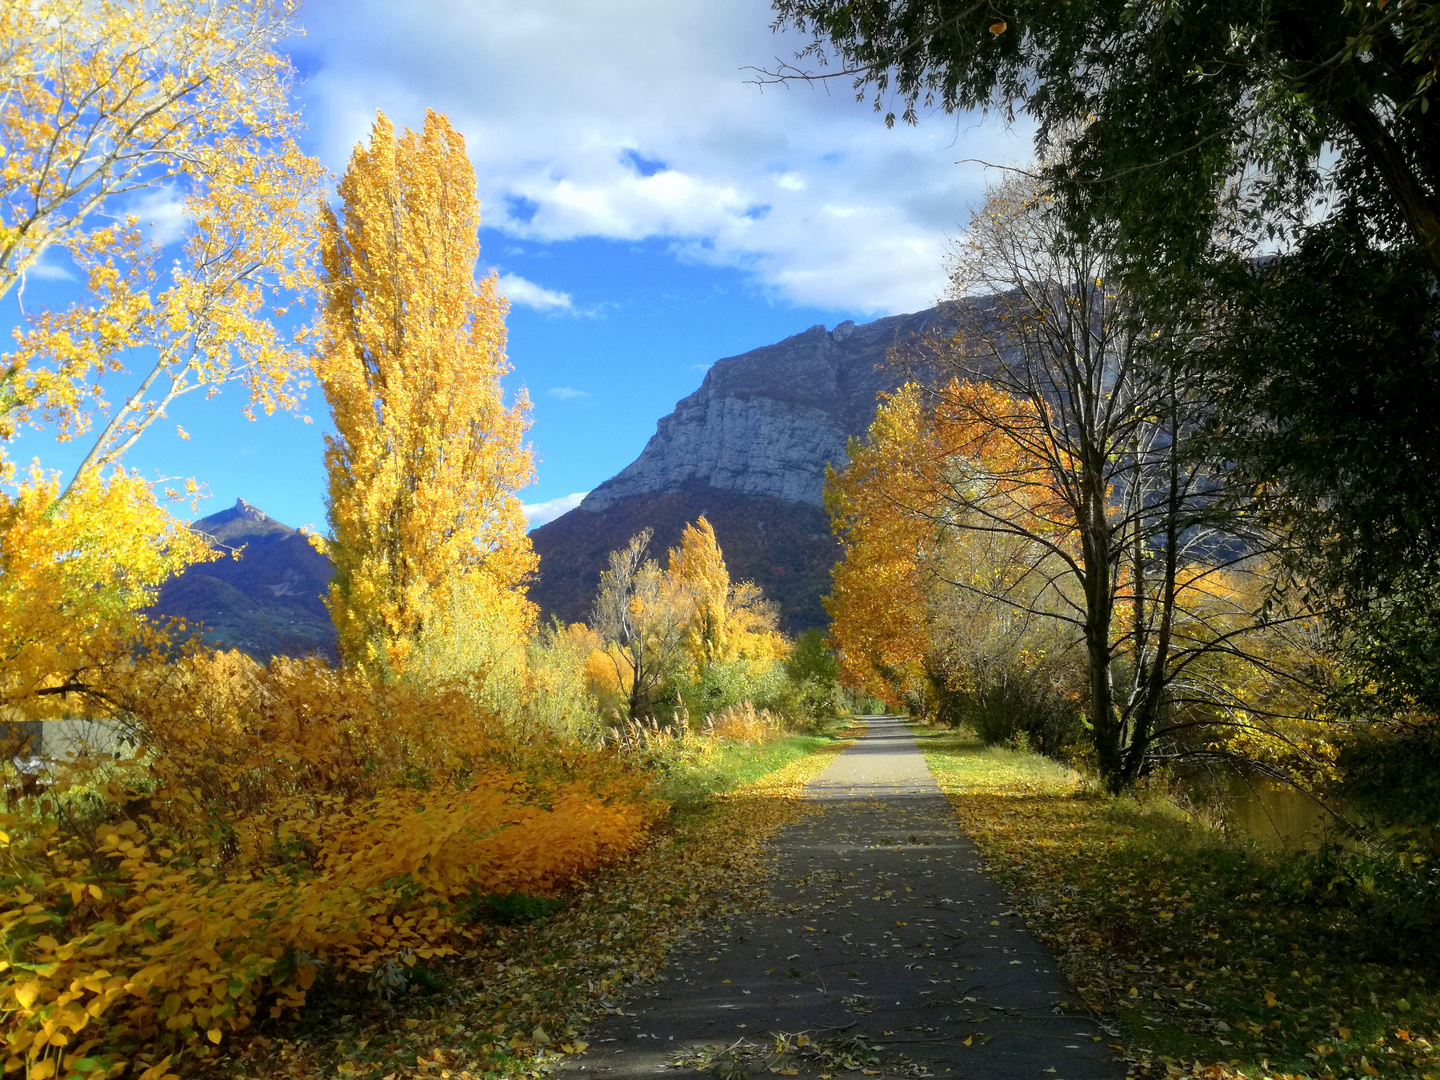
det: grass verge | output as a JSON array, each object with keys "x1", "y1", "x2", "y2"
[
  {"x1": 911, "y1": 724, "x2": 1439, "y2": 1080},
  {"x1": 221, "y1": 726, "x2": 853, "y2": 1080}
]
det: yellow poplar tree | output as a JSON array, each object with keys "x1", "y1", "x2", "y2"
[
  {"x1": 824, "y1": 386, "x2": 938, "y2": 704},
  {"x1": 669, "y1": 517, "x2": 731, "y2": 667},
  {"x1": 667, "y1": 516, "x2": 786, "y2": 669},
  {"x1": 318, "y1": 110, "x2": 537, "y2": 674}
]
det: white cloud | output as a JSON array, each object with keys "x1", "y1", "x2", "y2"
[
  {"x1": 293, "y1": 0, "x2": 1033, "y2": 315},
  {"x1": 25, "y1": 251, "x2": 74, "y2": 282},
  {"x1": 548, "y1": 386, "x2": 590, "y2": 399},
  {"x1": 522, "y1": 491, "x2": 588, "y2": 528},
  {"x1": 497, "y1": 271, "x2": 573, "y2": 311},
  {"x1": 127, "y1": 186, "x2": 191, "y2": 246}
]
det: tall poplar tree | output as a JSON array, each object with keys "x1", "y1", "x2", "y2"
[{"x1": 317, "y1": 110, "x2": 536, "y2": 674}]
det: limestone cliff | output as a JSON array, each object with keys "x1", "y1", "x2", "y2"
[{"x1": 579, "y1": 305, "x2": 955, "y2": 512}]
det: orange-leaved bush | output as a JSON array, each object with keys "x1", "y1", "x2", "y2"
[{"x1": 0, "y1": 653, "x2": 659, "y2": 1080}]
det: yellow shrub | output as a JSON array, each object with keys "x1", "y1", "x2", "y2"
[{"x1": 0, "y1": 653, "x2": 659, "y2": 1079}]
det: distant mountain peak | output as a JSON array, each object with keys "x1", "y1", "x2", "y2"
[
  {"x1": 191, "y1": 498, "x2": 295, "y2": 546},
  {"x1": 531, "y1": 304, "x2": 957, "y2": 630},
  {"x1": 151, "y1": 500, "x2": 337, "y2": 660}
]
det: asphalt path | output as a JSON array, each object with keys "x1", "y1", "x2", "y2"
[{"x1": 560, "y1": 718, "x2": 1124, "y2": 1080}]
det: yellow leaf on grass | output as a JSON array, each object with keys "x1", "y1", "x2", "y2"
[
  {"x1": 207, "y1": 1028, "x2": 222, "y2": 1044},
  {"x1": 1264, "y1": 991, "x2": 1277, "y2": 1007}
]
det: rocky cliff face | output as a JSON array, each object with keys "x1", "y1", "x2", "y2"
[
  {"x1": 532, "y1": 304, "x2": 955, "y2": 630},
  {"x1": 581, "y1": 305, "x2": 955, "y2": 511}
]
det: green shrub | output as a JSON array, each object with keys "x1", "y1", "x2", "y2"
[
  {"x1": 934, "y1": 663, "x2": 1081, "y2": 758},
  {"x1": 467, "y1": 890, "x2": 570, "y2": 926},
  {"x1": 1334, "y1": 725, "x2": 1440, "y2": 830},
  {"x1": 677, "y1": 658, "x2": 791, "y2": 723}
]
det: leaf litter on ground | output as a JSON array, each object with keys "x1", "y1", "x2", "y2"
[{"x1": 912, "y1": 725, "x2": 1440, "y2": 1080}]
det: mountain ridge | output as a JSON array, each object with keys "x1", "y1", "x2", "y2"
[
  {"x1": 579, "y1": 304, "x2": 955, "y2": 511},
  {"x1": 148, "y1": 304, "x2": 956, "y2": 650}
]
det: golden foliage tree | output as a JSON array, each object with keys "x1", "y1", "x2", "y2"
[
  {"x1": 825, "y1": 385, "x2": 940, "y2": 705},
  {"x1": 0, "y1": 468, "x2": 212, "y2": 720},
  {"x1": 0, "y1": 0, "x2": 319, "y2": 715},
  {"x1": 0, "y1": 0, "x2": 321, "y2": 470},
  {"x1": 669, "y1": 517, "x2": 731, "y2": 667},
  {"x1": 592, "y1": 521, "x2": 786, "y2": 723},
  {"x1": 317, "y1": 110, "x2": 536, "y2": 674},
  {"x1": 591, "y1": 529, "x2": 694, "y2": 721},
  {"x1": 667, "y1": 516, "x2": 785, "y2": 669}
]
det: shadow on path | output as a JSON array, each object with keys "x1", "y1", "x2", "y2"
[{"x1": 560, "y1": 718, "x2": 1123, "y2": 1079}]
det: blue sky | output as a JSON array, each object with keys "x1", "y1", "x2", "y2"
[{"x1": 8, "y1": 0, "x2": 1030, "y2": 530}]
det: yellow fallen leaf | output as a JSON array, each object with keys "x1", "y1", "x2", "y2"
[
  {"x1": 1264, "y1": 991, "x2": 1277, "y2": 1007},
  {"x1": 207, "y1": 1028, "x2": 222, "y2": 1044}
]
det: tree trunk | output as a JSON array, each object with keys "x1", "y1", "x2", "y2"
[
  {"x1": 1342, "y1": 102, "x2": 1440, "y2": 280},
  {"x1": 628, "y1": 682, "x2": 651, "y2": 723},
  {"x1": 1080, "y1": 457, "x2": 1122, "y2": 791}
]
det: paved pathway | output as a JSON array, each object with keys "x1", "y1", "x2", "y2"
[{"x1": 561, "y1": 718, "x2": 1123, "y2": 1080}]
